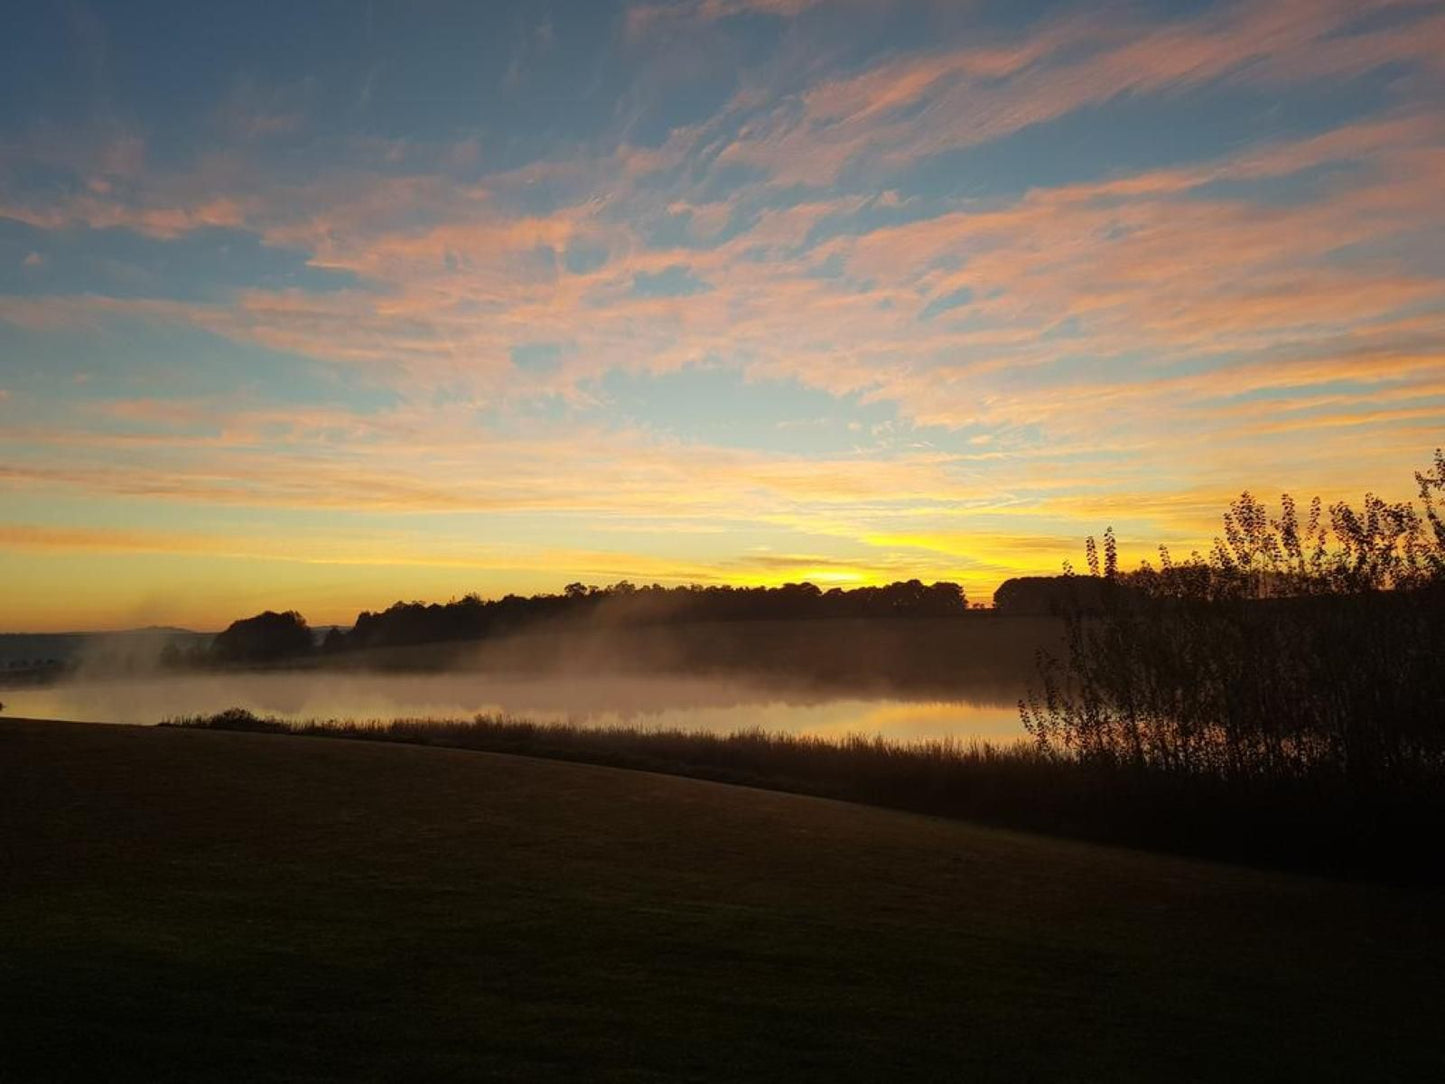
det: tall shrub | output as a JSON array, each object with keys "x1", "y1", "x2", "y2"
[{"x1": 1022, "y1": 453, "x2": 1445, "y2": 791}]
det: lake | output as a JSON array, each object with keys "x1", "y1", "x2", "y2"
[{"x1": 2, "y1": 669, "x2": 1028, "y2": 743}]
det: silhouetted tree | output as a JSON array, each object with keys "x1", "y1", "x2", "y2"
[
  {"x1": 993, "y1": 576, "x2": 1117, "y2": 615},
  {"x1": 325, "y1": 580, "x2": 970, "y2": 651},
  {"x1": 211, "y1": 611, "x2": 314, "y2": 664}
]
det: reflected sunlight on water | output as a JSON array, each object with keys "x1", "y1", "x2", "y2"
[{"x1": 4, "y1": 670, "x2": 1026, "y2": 743}]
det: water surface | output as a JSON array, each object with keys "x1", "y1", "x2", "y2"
[{"x1": 4, "y1": 670, "x2": 1027, "y2": 743}]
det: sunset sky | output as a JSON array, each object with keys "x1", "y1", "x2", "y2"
[{"x1": 2, "y1": 0, "x2": 1443, "y2": 631}]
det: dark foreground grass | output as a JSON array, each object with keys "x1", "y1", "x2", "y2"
[
  {"x1": 3, "y1": 719, "x2": 1443, "y2": 1082},
  {"x1": 167, "y1": 710, "x2": 1443, "y2": 883}
]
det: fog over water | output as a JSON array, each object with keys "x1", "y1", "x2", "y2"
[
  {"x1": 2, "y1": 617, "x2": 1059, "y2": 741},
  {"x1": 3, "y1": 669, "x2": 1027, "y2": 743}
]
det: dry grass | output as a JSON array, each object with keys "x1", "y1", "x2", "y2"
[{"x1": 3, "y1": 718, "x2": 1443, "y2": 1081}]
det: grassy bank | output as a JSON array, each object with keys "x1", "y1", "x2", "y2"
[
  {"x1": 166, "y1": 710, "x2": 1443, "y2": 883},
  {"x1": 3, "y1": 718, "x2": 1442, "y2": 1081}
]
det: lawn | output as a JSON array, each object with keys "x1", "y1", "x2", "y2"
[{"x1": 2, "y1": 718, "x2": 1441, "y2": 1081}]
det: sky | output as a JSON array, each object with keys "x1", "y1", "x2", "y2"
[{"x1": 2, "y1": 0, "x2": 1443, "y2": 631}]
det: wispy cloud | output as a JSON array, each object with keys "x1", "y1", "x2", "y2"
[
  {"x1": 627, "y1": 0, "x2": 828, "y2": 38},
  {"x1": 3, "y1": 0, "x2": 1444, "y2": 624}
]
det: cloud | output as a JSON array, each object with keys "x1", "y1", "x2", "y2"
[
  {"x1": 713, "y1": 0, "x2": 1445, "y2": 186},
  {"x1": 5, "y1": 102, "x2": 1440, "y2": 438},
  {"x1": 627, "y1": 0, "x2": 828, "y2": 38},
  {"x1": 631, "y1": 264, "x2": 713, "y2": 297},
  {"x1": 214, "y1": 75, "x2": 310, "y2": 141},
  {"x1": 3, "y1": 0, "x2": 1445, "y2": 624}
]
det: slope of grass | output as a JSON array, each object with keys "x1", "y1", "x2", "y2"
[
  {"x1": 2, "y1": 719, "x2": 1442, "y2": 1081},
  {"x1": 167, "y1": 710, "x2": 1444, "y2": 882}
]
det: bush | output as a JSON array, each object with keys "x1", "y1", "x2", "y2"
[
  {"x1": 210, "y1": 612, "x2": 314, "y2": 664},
  {"x1": 1017, "y1": 453, "x2": 1445, "y2": 880}
]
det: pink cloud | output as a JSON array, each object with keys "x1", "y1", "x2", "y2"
[
  {"x1": 5, "y1": 103, "x2": 1440, "y2": 442},
  {"x1": 627, "y1": 0, "x2": 827, "y2": 38},
  {"x1": 1, "y1": 0, "x2": 1441, "y2": 575},
  {"x1": 715, "y1": 0, "x2": 1445, "y2": 186}
]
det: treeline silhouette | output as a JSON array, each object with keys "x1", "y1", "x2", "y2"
[
  {"x1": 198, "y1": 580, "x2": 970, "y2": 663},
  {"x1": 344, "y1": 579, "x2": 969, "y2": 651},
  {"x1": 173, "y1": 452, "x2": 1445, "y2": 881}
]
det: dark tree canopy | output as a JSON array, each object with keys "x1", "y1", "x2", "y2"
[
  {"x1": 1023, "y1": 452, "x2": 1445, "y2": 792},
  {"x1": 339, "y1": 580, "x2": 968, "y2": 651},
  {"x1": 210, "y1": 611, "x2": 314, "y2": 663},
  {"x1": 992, "y1": 576, "x2": 1120, "y2": 616}
]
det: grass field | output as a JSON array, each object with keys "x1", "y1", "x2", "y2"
[{"x1": 3, "y1": 719, "x2": 1442, "y2": 1081}]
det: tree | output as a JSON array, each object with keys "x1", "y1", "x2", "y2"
[{"x1": 211, "y1": 611, "x2": 314, "y2": 663}]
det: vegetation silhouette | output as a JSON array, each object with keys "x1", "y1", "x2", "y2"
[
  {"x1": 189, "y1": 582, "x2": 973, "y2": 669},
  {"x1": 170, "y1": 700, "x2": 1439, "y2": 883},
  {"x1": 1023, "y1": 451, "x2": 1445, "y2": 776},
  {"x1": 991, "y1": 575, "x2": 1136, "y2": 615},
  {"x1": 173, "y1": 452, "x2": 1445, "y2": 882},
  {"x1": 1013, "y1": 450, "x2": 1445, "y2": 877},
  {"x1": 338, "y1": 579, "x2": 968, "y2": 652},
  {"x1": 210, "y1": 610, "x2": 314, "y2": 664}
]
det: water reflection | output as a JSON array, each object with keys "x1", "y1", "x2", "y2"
[{"x1": 4, "y1": 670, "x2": 1027, "y2": 742}]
